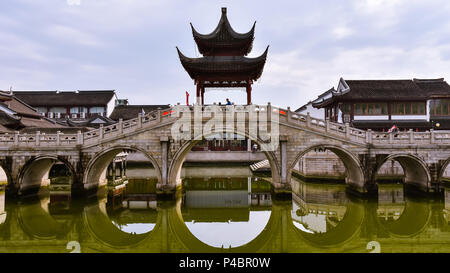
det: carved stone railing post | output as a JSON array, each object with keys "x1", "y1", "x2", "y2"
[
  {"x1": 35, "y1": 131, "x2": 40, "y2": 146},
  {"x1": 325, "y1": 120, "x2": 330, "y2": 133},
  {"x1": 306, "y1": 112, "x2": 311, "y2": 127},
  {"x1": 345, "y1": 123, "x2": 350, "y2": 139},
  {"x1": 77, "y1": 130, "x2": 83, "y2": 145},
  {"x1": 14, "y1": 131, "x2": 18, "y2": 145},
  {"x1": 430, "y1": 129, "x2": 435, "y2": 144},
  {"x1": 389, "y1": 131, "x2": 393, "y2": 144},
  {"x1": 99, "y1": 124, "x2": 104, "y2": 139},
  {"x1": 287, "y1": 106, "x2": 291, "y2": 123},
  {"x1": 56, "y1": 131, "x2": 61, "y2": 146},
  {"x1": 137, "y1": 113, "x2": 142, "y2": 128},
  {"x1": 119, "y1": 118, "x2": 123, "y2": 134},
  {"x1": 366, "y1": 129, "x2": 372, "y2": 144},
  {"x1": 409, "y1": 129, "x2": 413, "y2": 144},
  {"x1": 157, "y1": 110, "x2": 161, "y2": 123}
]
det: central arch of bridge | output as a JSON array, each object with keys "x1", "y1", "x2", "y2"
[
  {"x1": 288, "y1": 144, "x2": 365, "y2": 191},
  {"x1": 374, "y1": 154, "x2": 431, "y2": 190},
  {"x1": 167, "y1": 129, "x2": 281, "y2": 190}
]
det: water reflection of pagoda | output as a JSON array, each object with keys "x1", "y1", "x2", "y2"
[{"x1": 177, "y1": 7, "x2": 269, "y2": 105}]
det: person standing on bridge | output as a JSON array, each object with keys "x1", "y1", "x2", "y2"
[
  {"x1": 226, "y1": 98, "x2": 232, "y2": 105},
  {"x1": 252, "y1": 143, "x2": 258, "y2": 152},
  {"x1": 388, "y1": 124, "x2": 399, "y2": 136}
]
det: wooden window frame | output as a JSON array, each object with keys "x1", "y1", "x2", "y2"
[{"x1": 353, "y1": 103, "x2": 388, "y2": 116}]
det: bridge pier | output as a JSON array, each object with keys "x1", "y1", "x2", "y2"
[
  {"x1": 272, "y1": 136, "x2": 292, "y2": 196},
  {"x1": 157, "y1": 136, "x2": 177, "y2": 196}
]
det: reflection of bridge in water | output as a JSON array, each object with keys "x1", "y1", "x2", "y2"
[{"x1": 1, "y1": 182, "x2": 450, "y2": 253}]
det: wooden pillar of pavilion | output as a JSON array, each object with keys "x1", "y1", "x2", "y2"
[
  {"x1": 196, "y1": 83, "x2": 201, "y2": 105},
  {"x1": 246, "y1": 81, "x2": 252, "y2": 105},
  {"x1": 201, "y1": 85, "x2": 205, "y2": 105}
]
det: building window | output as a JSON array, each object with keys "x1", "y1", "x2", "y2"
[
  {"x1": 392, "y1": 102, "x2": 426, "y2": 115},
  {"x1": 49, "y1": 107, "x2": 66, "y2": 114},
  {"x1": 354, "y1": 103, "x2": 387, "y2": 115},
  {"x1": 90, "y1": 106, "x2": 105, "y2": 114},
  {"x1": 36, "y1": 107, "x2": 47, "y2": 114},
  {"x1": 70, "y1": 107, "x2": 79, "y2": 114},
  {"x1": 430, "y1": 99, "x2": 450, "y2": 116},
  {"x1": 341, "y1": 104, "x2": 351, "y2": 114}
]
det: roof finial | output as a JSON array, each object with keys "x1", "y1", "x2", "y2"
[{"x1": 222, "y1": 7, "x2": 227, "y2": 14}]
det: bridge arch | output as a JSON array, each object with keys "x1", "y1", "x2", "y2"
[
  {"x1": 289, "y1": 144, "x2": 365, "y2": 191},
  {"x1": 83, "y1": 145, "x2": 162, "y2": 193},
  {"x1": 437, "y1": 156, "x2": 450, "y2": 183},
  {"x1": 374, "y1": 154, "x2": 431, "y2": 190},
  {"x1": 18, "y1": 155, "x2": 76, "y2": 195},
  {"x1": 167, "y1": 129, "x2": 281, "y2": 189}
]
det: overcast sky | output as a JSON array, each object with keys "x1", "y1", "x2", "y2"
[{"x1": 2, "y1": 0, "x2": 450, "y2": 108}]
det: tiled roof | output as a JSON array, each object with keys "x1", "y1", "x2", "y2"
[
  {"x1": 312, "y1": 78, "x2": 450, "y2": 108},
  {"x1": 109, "y1": 105, "x2": 171, "y2": 121},
  {"x1": 177, "y1": 46, "x2": 268, "y2": 81},
  {"x1": 191, "y1": 7, "x2": 255, "y2": 56},
  {"x1": 13, "y1": 90, "x2": 115, "y2": 107}
]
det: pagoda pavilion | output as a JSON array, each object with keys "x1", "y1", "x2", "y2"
[{"x1": 177, "y1": 7, "x2": 269, "y2": 105}]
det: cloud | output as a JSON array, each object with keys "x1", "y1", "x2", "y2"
[
  {"x1": 332, "y1": 26, "x2": 353, "y2": 39},
  {"x1": 44, "y1": 25, "x2": 103, "y2": 47},
  {"x1": 1, "y1": 0, "x2": 450, "y2": 108},
  {"x1": 260, "y1": 43, "x2": 450, "y2": 107}
]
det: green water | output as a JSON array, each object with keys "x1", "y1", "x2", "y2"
[{"x1": 0, "y1": 173, "x2": 449, "y2": 253}]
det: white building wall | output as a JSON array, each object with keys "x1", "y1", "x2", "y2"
[
  {"x1": 296, "y1": 103, "x2": 324, "y2": 120},
  {"x1": 107, "y1": 96, "x2": 116, "y2": 118}
]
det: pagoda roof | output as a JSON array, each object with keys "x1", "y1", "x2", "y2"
[
  {"x1": 190, "y1": 7, "x2": 255, "y2": 56},
  {"x1": 176, "y1": 46, "x2": 269, "y2": 82}
]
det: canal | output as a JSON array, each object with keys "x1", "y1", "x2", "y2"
[{"x1": 0, "y1": 163, "x2": 449, "y2": 253}]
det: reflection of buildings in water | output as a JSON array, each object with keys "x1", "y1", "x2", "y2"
[
  {"x1": 291, "y1": 178, "x2": 348, "y2": 234},
  {"x1": 182, "y1": 176, "x2": 272, "y2": 224},
  {"x1": 291, "y1": 199, "x2": 347, "y2": 234},
  {"x1": 109, "y1": 205, "x2": 157, "y2": 235},
  {"x1": 183, "y1": 176, "x2": 272, "y2": 209},
  {"x1": 121, "y1": 195, "x2": 157, "y2": 210},
  {"x1": 377, "y1": 184, "x2": 405, "y2": 221}
]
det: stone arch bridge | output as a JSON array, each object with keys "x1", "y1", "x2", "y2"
[{"x1": 1, "y1": 104, "x2": 450, "y2": 197}]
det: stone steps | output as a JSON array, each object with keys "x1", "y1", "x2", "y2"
[{"x1": 250, "y1": 159, "x2": 270, "y2": 171}]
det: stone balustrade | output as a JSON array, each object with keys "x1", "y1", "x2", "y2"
[{"x1": 0, "y1": 104, "x2": 450, "y2": 148}]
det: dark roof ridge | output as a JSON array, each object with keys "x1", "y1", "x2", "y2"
[
  {"x1": 13, "y1": 90, "x2": 115, "y2": 93},
  {"x1": 190, "y1": 7, "x2": 255, "y2": 40}
]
